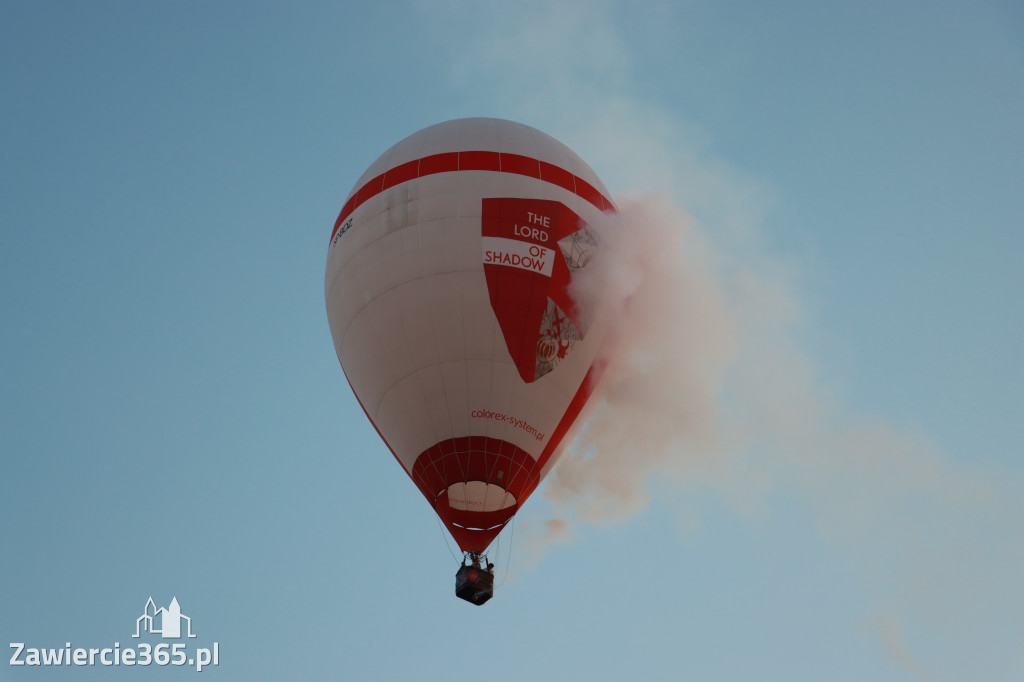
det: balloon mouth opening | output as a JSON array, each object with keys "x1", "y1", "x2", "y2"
[
  {"x1": 450, "y1": 521, "x2": 510, "y2": 531},
  {"x1": 440, "y1": 514, "x2": 515, "y2": 554},
  {"x1": 433, "y1": 489, "x2": 520, "y2": 553},
  {"x1": 445, "y1": 481, "x2": 517, "y2": 512}
]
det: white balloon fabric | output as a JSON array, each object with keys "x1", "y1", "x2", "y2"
[{"x1": 325, "y1": 118, "x2": 616, "y2": 552}]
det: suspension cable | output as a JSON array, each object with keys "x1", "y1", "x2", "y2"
[
  {"x1": 435, "y1": 515, "x2": 460, "y2": 563},
  {"x1": 495, "y1": 516, "x2": 515, "y2": 587}
]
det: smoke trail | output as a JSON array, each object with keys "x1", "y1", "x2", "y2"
[
  {"x1": 541, "y1": 186, "x2": 1024, "y2": 680},
  {"x1": 874, "y1": 614, "x2": 933, "y2": 680},
  {"x1": 547, "y1": 194, "x2": 738, "y2": 520}
]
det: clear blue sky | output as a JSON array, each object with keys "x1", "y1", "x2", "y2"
[{"x1": 1, "y1": 1, "x2": 1021, "y2": 680}]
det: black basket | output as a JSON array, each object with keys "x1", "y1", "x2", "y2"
[{"x1": 455, "y1": 565, "x2": 495, "y2": 605}]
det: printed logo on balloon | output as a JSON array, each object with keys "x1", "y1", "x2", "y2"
[{"x1": 481, "y1": 197, "x2": 599, "y2": 382}]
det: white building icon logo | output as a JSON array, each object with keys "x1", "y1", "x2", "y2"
[{"x1": 133, "y1": 597, "x2": 197, "y2": 639}]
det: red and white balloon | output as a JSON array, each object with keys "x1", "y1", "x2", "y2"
[{"x1": 325, "y1": 118, "x2": 615, "y2": 552}]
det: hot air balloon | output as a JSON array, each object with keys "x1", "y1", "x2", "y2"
[{"x1": 324, "y1": 118, "x2": 615, "y2": 604}]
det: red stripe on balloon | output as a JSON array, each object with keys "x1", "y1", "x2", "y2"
[
  {"x1": 330, "y1": 151, "x2": 615, "y2": 242},
  {"x1": 499, "y1": 153, "x2": 541, "y2": 178},
  {"x1": 419, "y1": 152, "x2": 458, "y2": 176},
  {"x1": 458, "y1": 150, "x2": 501, "y2": 171}
]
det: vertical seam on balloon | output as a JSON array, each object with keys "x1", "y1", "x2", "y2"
[
  {"x1": 414, "y1": 368, "x2": 439, "y2": 470},
  {"x1": 425, "y1": 272, "x2": 465, "y2": 486},
  {"x1": 335, "y1": 362, "x2": 410, "y2": 476},
  {"x1": 494, "y1": 447, "x2": 516, "y2": 513},
  {"x1": 427, "y1": 444, "x2": 447, "y2": 503},
  {"x1": 460, "y1": 287, "x2": 471, "y2": 489},
  {"x1": 442, "y1": 322, "x2": 458, "y2": 465}
]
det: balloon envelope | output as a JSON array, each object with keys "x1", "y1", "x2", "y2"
[{"x1": 325, "y1": 118, "x2": 615, "y2": 552}]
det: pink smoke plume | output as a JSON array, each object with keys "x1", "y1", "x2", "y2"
[
  {"x1": 528, "y1": 189, "x2": 1022, "y2": 680},
  {"x1": 547, "y1": 193, "x2": 738, "y2": 519}
]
